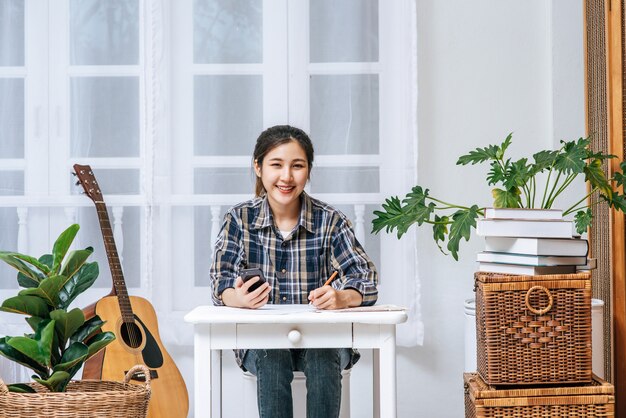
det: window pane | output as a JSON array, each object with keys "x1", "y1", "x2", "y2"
[
  {"x1": 0, "y1": 0, "x2": 24, "y2": 66},
  {"x1": 310, "y1": 75, "x2": 379, "y2": 155},
  {"x1": 70, "y1": 0, "x2": 139, "y2": 65},
  {"x1": 75, "y1": 206, "x2": 140, "y2": 288},
  {"x1": 70, "y1": 169, "x2": 140, "y2": 195},
  {"x1": 70, "y1": 77, "x2": 139, "y2": 157},
  {"x1": 0, "y1": 78, "x2": 24, "y2": 158},
  {"x1": 310, "y1": 167, "x2": 378, "y2": 193},
  {"x1": 194, "y1": 75, "x2": 262, "y2": 156},
  {"x1": 194, "y1": 0, "x2": 262, "y2": 64},
  {"x1": 194, "y1": 168, "x2": 255, "y2": 194},
  {"x1": 0, "y1": 208, "x2": 18, "y2": 289},
  {"x1": 0, "y1": 171, "x2": 24, "y2": 195},
  {"x1": 333, "y1": 204, "x2": 380, "y2": 269},
  {"x1": 310, "y1": 0, "x2": 378, "y2": 63}
]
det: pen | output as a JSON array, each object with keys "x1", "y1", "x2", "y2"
[{"x1": 323, "y1": 270, "x2": 339, "y2": 287}]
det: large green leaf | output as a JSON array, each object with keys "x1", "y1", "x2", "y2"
[
  {"x1": 0, "y1": 252, "x2": 45, "y2": 284},
  {"x1": 446, "y1": 206, "x2": 481, "y2": 261},
  {"x1": 50, "y1": 308, "x2": 85, "y2": 345},
  {"x1": 53, "y1": 342, "x2": 88, "y2": 373},
  {"x1": 531, "y1": 150, "x2": 559, "y2": 174},
  {"x1": 584, "y1": 159, "x2": 612, "y2": 198},
  {"x1": 456, "y1": 144, "x2": 500, "y2": 165},
  {"x1": 85, "y1": 331, "x2": 116, "y2": 358},
  {"x1": 0, "y1": 295, "x2": 49, "y2": 317},
  {"x1": 492, "y1": 187, "x2": 522, "y2": 208},
  {"x1": 58, "y1": 262, "x2": 99, "y2": 310},
  {"x1": 17, "y1": 272, "x2": 40, "y2": 289},
  {"x1": 7, "y1": 383, "x2": 37, "y2": 393},
  {"x1": 51, "y1": 224, "x2": 80, "y2": 274},
  {"x1": 8, "y1": 253, "x2": 50, "y2": 275},
  {"x1": 504, "y1": 158, "x2": 532, "y2": 189},
  {"x1": 39, "y1": 254, "x2": 53, "y2": 269},
  {"x1": 553, "y1": 139, "x2": 587, "y2": 174},
  {"x1": 60, "y1": 247, "x2": 93, "y2": 281},
  {"x1": 6, "y1": 320, "x2": 56, "y2": 368},
  {"x1": 0, "y1": 337, "x2": 49, "y2": 377},
  {"x1": 70, "y1": 315, "x2": 107, "y2": 344},
  {"x1": 18, "y1": 275, "x2": 65, "y2": 307},
  {"x1": 34, "y1": 370, "x2": 70, "y2": 392},
  {"x1": 574, "y1": 209, "x2": 593, "y2": 235},
  {"x1": 26, "y1": 316, "x2": 46, "y2": 333}
]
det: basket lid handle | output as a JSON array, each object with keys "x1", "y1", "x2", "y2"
[
  {"x1": 525, "y1": 285, "x2": 554, "y2": 315},
  {"x1": 124, "y1": 364, "x2": 152, "y2": 390}
]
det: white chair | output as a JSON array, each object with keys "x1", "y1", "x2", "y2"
[{"x1": 242, "y1": 369, "x2": 351, "y2": 418}]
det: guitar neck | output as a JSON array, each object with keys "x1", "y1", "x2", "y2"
[{"x1": 95, "y1": 202, "x2": 134, "y2": 323}]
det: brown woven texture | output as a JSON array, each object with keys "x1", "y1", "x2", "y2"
[
  {"x1": 475, "y1": 272, "x2": 592, "y2": 386},
  {"x1": 464, "y1": 372, "x2": 615, "y2": 418},
  {"x1": 0, "y1": 365, "x2": 151, "y2": 418},
  {"x1": 585, "y1": 0, "x2": 613, "y2": 382}
]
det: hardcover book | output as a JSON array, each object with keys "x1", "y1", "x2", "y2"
[
  {"x1": 477, "y1": 262, "x2": 577, "y2": 275},
  {"x1": 476, "y1": 219, "x2": 573, "y2": 238},
  {"x1": 483, "y1": 237, "x2": 589, "y2": 257},
  {"x1": 476, "y1": 251, "x2": 587, "y2": 266},
  {"x1": 484, "y1": 207, "x2": 563, "y2": 220}
]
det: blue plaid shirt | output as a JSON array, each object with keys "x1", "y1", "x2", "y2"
[{"x1": 209, "y1": 192, "x2": 378, "y2": 368}]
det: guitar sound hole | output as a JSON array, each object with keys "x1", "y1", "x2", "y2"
[{"x1": 121, "y1": 322, "x2": 143, "y2": 348}]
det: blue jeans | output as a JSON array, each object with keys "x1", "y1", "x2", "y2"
[{"x1": 242, "y1": 348, "x2": 351, "y2": 418}]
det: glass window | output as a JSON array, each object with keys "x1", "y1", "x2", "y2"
[
  {"x1": 310, "y1": 167, "x2": 379, "y2": 193},
  {"x1": 310, "y1": 0, "x2": 378, "y2": 63},
  {"x1": 0, "y1": 0, "x2": 25, "y2": 66},
  {"x1": 0, "y1": 78, "x2": 24, "y2": 158},
  {"x1": 70, "y1": 76, "x2": 140, "y2": 157},
  {"x1": 194, "y1": 167, "x2": 255, "y2": 194},
  {"x1": 194, "y1": 75, "x2": 263, "y2": 155},
  {"x1": 0, "y1": 171, "x2": 24, "y2": 196},
  {"x1": 193, "y1": 0, "x2": 262, "y2": 64},
  {"x1": 310, "y1": 74, "x2": 379, "y2": 155},
  {"x1": 70, "y1": 0, "x2": 139, "y2": 65}
]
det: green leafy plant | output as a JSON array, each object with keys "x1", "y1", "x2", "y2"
[
  {"x1": 0, "y1": 224, "x2": 115, "y2": 392},
  {"x1": 372, "y1": 134, "x2": 626, "y2": 260}
]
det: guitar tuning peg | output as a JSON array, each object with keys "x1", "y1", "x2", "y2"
[
  {"x1": 75, "y1": 180, "x2": 81, "y2": 186},
  {"x1": 71, "y1": 172, "x2": 77, "y2": 177}
]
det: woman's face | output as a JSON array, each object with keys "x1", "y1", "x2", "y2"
[{"x1": 255, "y1": 140, "x2": 310, "y2": 213}]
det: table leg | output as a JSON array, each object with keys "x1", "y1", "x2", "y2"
[
  {"x1": 373, "y1": 348, "x2": 380, "y2": 418},
  {"x1": 194, "y1": 325, "x2": 213, "y2": 418},
  {"x1": 378, "y1": 325, "x2": 397, "y2": 418}
]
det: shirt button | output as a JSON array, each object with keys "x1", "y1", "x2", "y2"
[
  {"x1": 281, "y1": 268, "x2": 286, "y2": 274},
  {"x1": 282, "y1": 296, "x2": 287, "y2": 301}
]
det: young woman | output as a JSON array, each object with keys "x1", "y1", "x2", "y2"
[{"x1": 209, "y1": 125, "x2": 378, "y2": 418}]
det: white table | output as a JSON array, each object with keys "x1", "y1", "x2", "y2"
[{"x1": 184, "y1": 304, "x2": 407, "y2": 418}]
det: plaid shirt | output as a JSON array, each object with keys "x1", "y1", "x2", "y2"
[{"x1": 209, "y1": 192, "x2": 378, "y2": 368}]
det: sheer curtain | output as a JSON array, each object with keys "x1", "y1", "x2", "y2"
[{"x1": 0, "y1": 1, "x2": 419, "y2": 412}]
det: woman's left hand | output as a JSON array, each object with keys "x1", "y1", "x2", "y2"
[{"x1": 307, "y1": 287, "x2": 363, "y2": 310}]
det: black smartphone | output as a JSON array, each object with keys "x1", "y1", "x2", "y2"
[{"x1": 240, "y1": 268, "x2": 266, "y2": 292}]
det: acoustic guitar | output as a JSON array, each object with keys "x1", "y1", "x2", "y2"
[{"x1": 74, "y1": 164, "x2": 189, "y2": 418}]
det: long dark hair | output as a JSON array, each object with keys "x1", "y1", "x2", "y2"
[{"x1": 253, "y1": 125, "x2": 314, "y2": 197}]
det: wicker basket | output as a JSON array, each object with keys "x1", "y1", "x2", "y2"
[
  {"x1": 464, "y1": 372, "x2": 614, "y2": 418},
  {"x1": 475, "y1": 271, "x2": 592, "y2": 385},
  {"x1": 0, "y1": 365, "x2": 151, "y2": 418}
]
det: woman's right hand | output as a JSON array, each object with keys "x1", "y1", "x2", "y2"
[{"x1": 221, "y1": 276, "x2": 271, "y2": 309}]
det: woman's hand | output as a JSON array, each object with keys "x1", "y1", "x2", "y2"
[
  {"x1": 221, "y1": 276, "x2": 271, "y2": 309},
  {"x1": 307, "y1": 286, "x2": 363, "y2": 310}
]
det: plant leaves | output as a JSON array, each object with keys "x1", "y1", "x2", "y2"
[
  {"x1": 34, "y1": 371, "x2": 70, "y2": 392},
  {"x1": 584, "y1": 159, "x2": 612, "y2": 198},
  {"x1": 52, "y1": 342, "x2": 88, "y2": 373},
  {"x1": 8, "y1": 253, "x2": 50, "y2": 275},
  {"x1": 0, "y1": 337, "x2": 49, "y2": 378},
  {"x1": 531, "y1": 150, "x2": 559, "y2": 174},
  {"x1": 0, "y1": 252, "x2": 45, "y2": 285},
  {"x1": 504, "y1": 158, "x2": 532, "y2": 189},
  {"x1": 50, "y1": 308, "x2": 85, "y2": 346},
  {"x1": 18, "y1": 275, "x2": 65, "y2": 307},
  {"x1": 486, "y1": 161, "x2": 506, "y2": 185},
  {"x1": 492, "y1": 187, "x2": 522, "y2": 208},
  {"x1": 51, "y1": 224, "x2": 80, "y2": 274},
  {"x1": 456, "y1": 144, "x2": 500, "y2": 165},
  {"x1": 59, "y1": 247, "x2": 93, "y2": 281},
  {"x1": 58, "y1": 262, "x2": 99, "y2": 310},
  {"x1": 39, "y1": 254, "x2": 53, "y2": 269},
  {"x1": 7, "y1": 383, "x2": 36, "y2": 393},
  {"x1": 17, "y1": 272, "x2": 40, "y2": 289},
  {"x1": 26, "y1": 316, "x2": 46, "y2": 333},
  {"x1": 6, "y1": 320, "x2": 55, "y2": 368},
  {"x1": 84, "y1": 331, "x2": 116, "y2": 359},
  {"x1": 553, "y1": 138, "x2": 587, "y2": 174},
  {"x1": 496, "y1": 133, "x2": 513, "y2": 159},
  {"x1": 0, "y1": 295, "x2": 49, "y2": 317},
  {"x1": 446, "y1": 206, "x2": 481, "y2": 261},
  {"x1": 372, "y1": 196, "x2": 417, "y2": 238},
  {"x1": 70, "y1": 315, "x2": 107, "y2": 344},
  {"x1": 574, "y1": 209, "x2": 593, "y2": 235}
]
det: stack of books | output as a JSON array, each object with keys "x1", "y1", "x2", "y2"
[{"x1": 475, "y1": 207, "x2": 592, "y2": 275}]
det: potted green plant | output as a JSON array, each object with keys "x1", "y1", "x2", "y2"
[
  {"x1": 0, "y1": 224, "x2": 115, "y2": 393},
  {"x1": 372, "y1": 134, "x2": 626, "y2": 259}
]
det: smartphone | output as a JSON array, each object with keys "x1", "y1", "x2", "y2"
[{"x1": 240, "y1": 268, "x2": 266, "y2": 292}]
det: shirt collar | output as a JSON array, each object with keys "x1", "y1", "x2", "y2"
[{"x1": 251, "y1": 192, "x2": 315, "y2": 234}]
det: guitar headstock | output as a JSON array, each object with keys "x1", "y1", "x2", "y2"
[{"x1": 73, "y1": 164, "x2": 103, "y2": 203}]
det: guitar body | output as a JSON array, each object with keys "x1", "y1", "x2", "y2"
[{"x1": 83, "y1": 295, "x2": 189, "y2": 418}]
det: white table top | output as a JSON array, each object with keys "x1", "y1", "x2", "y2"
[{"x1": 184, "y1": 304, "x2": 408, "y2": 325}]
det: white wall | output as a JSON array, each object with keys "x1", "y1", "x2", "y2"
[{"x1": 399, "y1": 1, "x2": 584, "y2": 417}]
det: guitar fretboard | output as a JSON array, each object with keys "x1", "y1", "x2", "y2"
[{"x1": 95, "y1": 202, "x2": 134, "y2": 323}]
